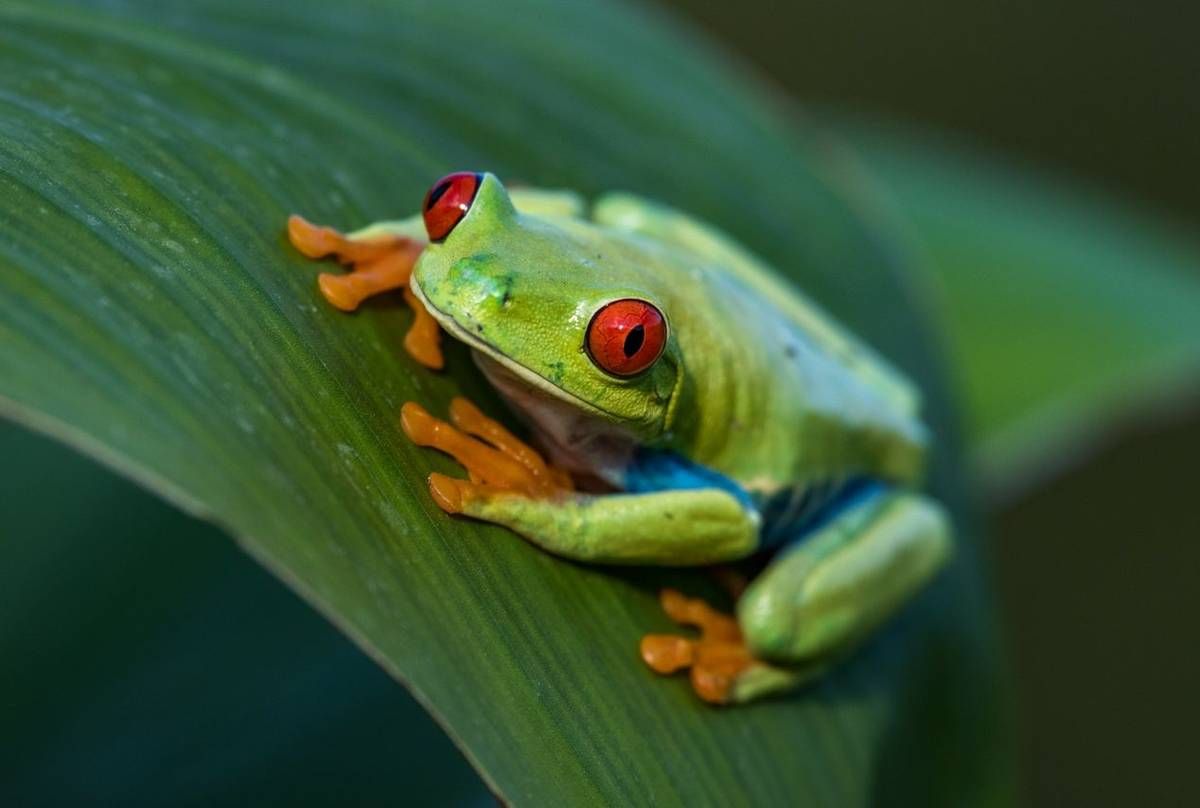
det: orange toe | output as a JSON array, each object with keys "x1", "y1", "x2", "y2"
[
  {"x1": 288, "y1": 214, "x2": 342, "y2": 259},
  {"x1": 641, "y1": 634, "x2": 695, "y2": 673},
  {"x1": 402, "y1": 287, "x2": 444, "y2": 369},
  {"x1": 427, "y1": 472, "x2": 470, "y2": 514},
  {"x1": 317, "y1": 272, "x2": 365, "y2": 312},
  {"x1": 691, "y1": 665, "x2": 735, "y2": 705},
  {"x1": 641, "y1": 588, "x2": 755, "y2": 705}
]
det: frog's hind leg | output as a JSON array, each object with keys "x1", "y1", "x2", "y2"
[
  {"x1": 287, "y1": 214, "x2": 443, "y2": 368},
  {"x1": 733, "y1": 488, "x2": 952, "y2": 703},
  {"x1": 642, "y1": 487, "x2": 952, "y2": 704}
]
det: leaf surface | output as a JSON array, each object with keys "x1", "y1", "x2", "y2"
[{"x1": 0, "y1": 1, "x2": 1005, "y2": 803}]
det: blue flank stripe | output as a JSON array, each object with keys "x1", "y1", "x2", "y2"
[
  {"x1": 623, "y1": 449, "x2": 756, "y2": 510},
  {"x1": 622, "y1": 449, "x2": 885, "y2": 550}
]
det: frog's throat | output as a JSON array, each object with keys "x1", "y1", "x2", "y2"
[
  {"x1": 471, "y1": 350, "x2": 638, "y2": 487},
  {"x1": 410, "y1": 275, "x2": 620, "y2": 425}
]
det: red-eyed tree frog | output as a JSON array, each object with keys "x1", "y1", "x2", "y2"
[{"x1": 288, "y1": 172, "x2": 952, "y2": 705}]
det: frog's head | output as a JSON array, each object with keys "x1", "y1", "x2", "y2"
[{"x1": 410, "y1": 172, "x2": 681, "y2": 441}]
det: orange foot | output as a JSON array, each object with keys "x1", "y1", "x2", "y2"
[
  {"x1": 641, "y1": 588, "x2": 756, "y2": 705},
  {"x1": 400, "y1": 396, "x2": 573, "y2": 513},
  {"x1": 287, "y1": 214, "x2": 443, "y2": 369}
]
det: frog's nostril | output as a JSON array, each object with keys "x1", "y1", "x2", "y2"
[{"x1": 423, "y1": 171, "x2": 482, "y2": 242}]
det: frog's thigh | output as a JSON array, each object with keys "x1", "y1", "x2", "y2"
[
  {"x1": 462, "y1": 487, "x2": 760, "y2": 566},
  {"x1": 737, "y1": 489, "x2": 952, "y2": 665}
]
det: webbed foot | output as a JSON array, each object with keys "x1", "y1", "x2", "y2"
[
  {"x1": 287, "y1": 214, "x2": 443, "y2": 369},
  {"x1": 400, "y1": 397, "x2": 572, "y2": 513},
  {"x1": 640, "y1": 588, "x2": 756, "y2": 704}
]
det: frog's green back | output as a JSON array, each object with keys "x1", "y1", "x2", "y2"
[
  {"x1": 583, "y1": 194, "x2": 929, "y2": 491},
  {"x1": 592, "y1": 193, "x2": 921, "y2": 416}
]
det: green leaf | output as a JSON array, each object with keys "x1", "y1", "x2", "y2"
[
  {"x1": 0, "y1": 1, "x2": 1007, "y2": 803},
  {"x1": 0, "y1": 421, "x2": 485, "y2": 805},
  {"x1": 828, "y1": 117, "x2": 1200, "y2": 499}
]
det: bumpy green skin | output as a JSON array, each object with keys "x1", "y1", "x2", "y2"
[{"x1": 387, "y1": 174, "x2": 951, "y2": 701}]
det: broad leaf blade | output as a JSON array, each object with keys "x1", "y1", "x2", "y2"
[
  {"x1": 0, "y1": 1, "x2": 1006, "y2": 803},
  {"x1": 0, "y1": 422, "x2": 484, "y2": 805}
]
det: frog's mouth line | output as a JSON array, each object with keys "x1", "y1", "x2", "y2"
[{"x1": 409, "y1": 276, "x2": 624, "y2": 424}]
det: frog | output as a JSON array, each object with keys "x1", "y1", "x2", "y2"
[{"x1": 287, "y1": 171, "x2": 952, "y2": 705}]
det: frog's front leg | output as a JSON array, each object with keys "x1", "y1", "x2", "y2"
[
  {"x1": 287, "y1": 214, "x2": 443, "y2": 368},
  {"x1": 401, "y1": 399, "x2": 760, "y2": 565}
]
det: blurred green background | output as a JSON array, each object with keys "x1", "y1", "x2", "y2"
[
  {"x1": 663, "y1": 0, "x2": 1200, "y2": 225},
  {"x1": 2, "y1": 0, "x2": 1197, "y2": 805}
]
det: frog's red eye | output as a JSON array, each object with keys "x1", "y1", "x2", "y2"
[
  {"x1": 423, "y1": 171, "x2": 481, "y2": 242},
  {"x1": 585, "y1": 299, "x2": 667, "y2": 376}
]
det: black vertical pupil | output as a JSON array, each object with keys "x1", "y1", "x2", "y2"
[
  {"x1": 623, "y1": 324, "x2": 645, "y2": 357},
  {"x1": 425, "y1": 180, "x2": 452, "y2": 211}
]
